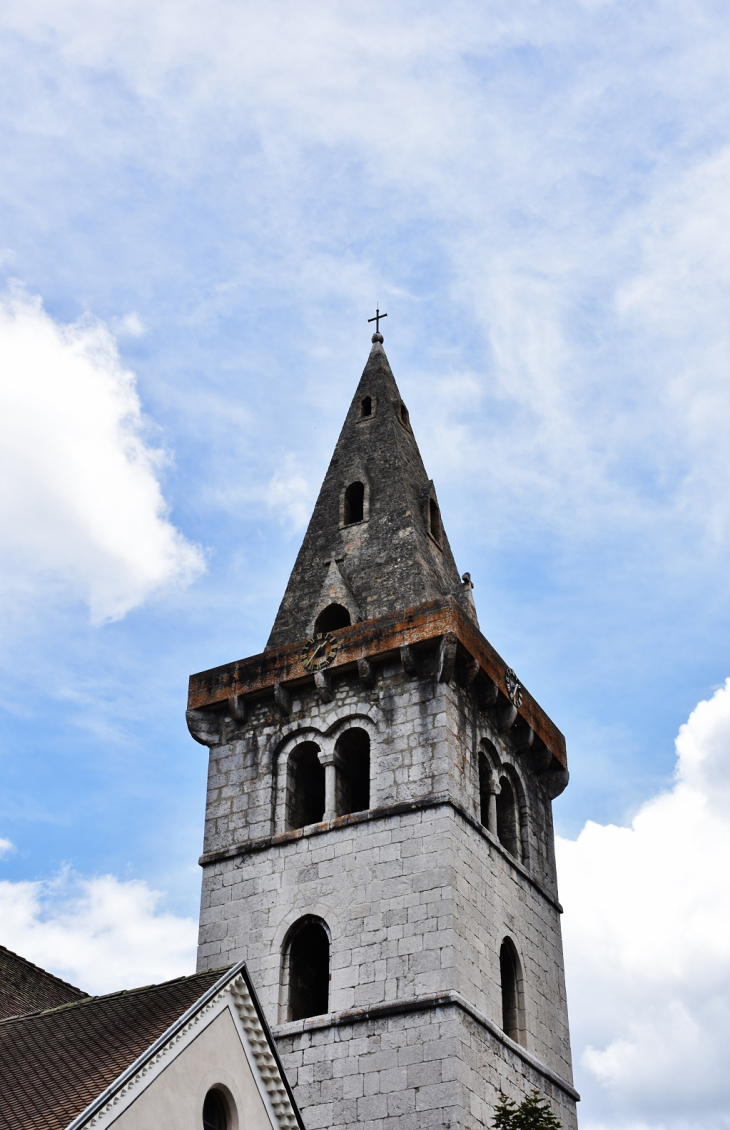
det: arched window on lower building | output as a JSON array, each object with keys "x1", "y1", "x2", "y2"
[
  {"x1": 496, "y1": 774, "x2": 521, "y2": 860},
  {"x1": 286, "y1": 742, "x2": 325, "y2": 830},
  {"x1": 335, "y1": 728, "x2": 370, "y2": 816},
  {"x1": 284, "y1": 917, "x2": 330, "y2": 1021},
  {"x1": 314, "y1": 603, "x2": 351, "y2": 634},
  {"x1": 202, "y1": 1089, "x2": 230, "y2": 1130},
  {"x1": 499, "y1": 937, "x2": 526, "y2": 1046}
]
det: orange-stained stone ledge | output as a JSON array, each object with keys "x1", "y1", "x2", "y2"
[{"x1": 187, "y1": 597, "x2": 566, "y2": 768}]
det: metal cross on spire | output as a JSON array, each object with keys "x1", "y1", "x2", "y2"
[{"x1": 368, "y1": 307, "x2": 387, "y2": 333}]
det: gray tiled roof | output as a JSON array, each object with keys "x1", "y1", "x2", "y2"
[{"x1": 0, "y1": 944, "x2": 87, "y2": 1019}]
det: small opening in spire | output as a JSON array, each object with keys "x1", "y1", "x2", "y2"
[
  {"x1": 429, "y1": 498, "x2": 442, "y2": 546},
  {"x1": 399, "y1": 401, "x2": 410, "y2": 430},
  {"x1": 314, "y1": 603, "x2": 351, "y2": 634},
  {"x1": 344, "y1": 481, "x2": 365, "y2": 524},
  {"x1": 360, "y1": 396, "x2": 372, "y2": 418}
]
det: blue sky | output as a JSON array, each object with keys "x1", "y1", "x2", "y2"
[{"x1": 2, "y1": 3, "x2": 730, "y2": 1126}]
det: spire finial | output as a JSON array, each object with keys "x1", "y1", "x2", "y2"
[{"x1": 368, "y1": 306, "x2": 387, "y2": 343}]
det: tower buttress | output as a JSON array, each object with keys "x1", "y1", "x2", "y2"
[{"x1": 188, "y1": 335, "x2": 577, "y2": 1130}]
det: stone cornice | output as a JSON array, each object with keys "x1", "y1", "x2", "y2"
[
  {"x1": 198, "y1": 794, "x2": 564, "y2": 914},
  {"x1": 187, "y1": 597, "x2": 567, "y2": 769},
  {"x1": 272, "y1": 989, "x2": 580, "y2": 1102}
]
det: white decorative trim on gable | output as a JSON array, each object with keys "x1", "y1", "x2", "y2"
[{"x1": 67, "y1": 964, "x2": 302, "y2": 1130}]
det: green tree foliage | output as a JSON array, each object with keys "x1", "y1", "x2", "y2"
[{"x1": 492, "y1": 1091, "x2": 562, "y2": 1130}]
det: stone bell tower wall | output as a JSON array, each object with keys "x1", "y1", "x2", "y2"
[{"x1": 194, "y1": 639, "x2": 576, "y2": 1129}]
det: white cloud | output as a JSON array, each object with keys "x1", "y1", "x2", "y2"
[
  {"x1": 0, "y1": 869, "x2": 197, "y2": 994},
  {"x1": 558, "y1": 679, "x2": 730, "y2": 1129},
  {"x1": 0, "y1": 288, "x2": 204, "y2": 623},
  {"x1": 0, "y1": 837, "x2": 15, "y2": 859}
]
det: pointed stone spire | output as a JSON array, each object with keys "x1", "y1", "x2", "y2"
[{"x1": 266, "y1": 338, "x2": 476, "y2": 650}]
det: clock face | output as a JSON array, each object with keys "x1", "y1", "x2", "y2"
[{"x1": 301, "y1": 632, "x2": 339, "y2": 672}]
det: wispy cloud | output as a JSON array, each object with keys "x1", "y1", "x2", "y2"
[{"x1": 0, "y1": 868, "x2": 197, "y2": 993}]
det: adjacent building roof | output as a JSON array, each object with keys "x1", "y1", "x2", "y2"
[
  {"x1": 0, "y1": 968, "x2": 222, "y2": 1130},
  {"x1": 0, "y1": 944, "x2": 87, "y2": 1020}
]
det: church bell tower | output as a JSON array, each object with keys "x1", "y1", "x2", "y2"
[{"x1": 187, "y1": 329, "x2": 578, "y2": 1129}]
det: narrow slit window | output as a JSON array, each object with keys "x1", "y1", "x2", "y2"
[
  {"x1": 335, "y1": 728, "x2": 370, "y2": 816},
  {"x1": 287, "y1": 919, "x2": 330, "y2": 1021},
  {"x1": 399, "y1": 401, "x2": 410, "y2": 429},
  {"x1": 500, "y1": 937, "x2": 525, "y2": 1045},
  {"x1": 360, "y1": 396, "x2": 372, "y2": 417},
  {"x1": 344, "y1": 481, "x2": 365, "y2": 524},
  {"x1": 287, "y1": 742, "x2": 325, "y2": 830},
  {"x1": 429, "y1": 498, "x2": 442, "y2": 545}
]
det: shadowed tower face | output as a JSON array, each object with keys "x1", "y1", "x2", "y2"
[{"x1": 188, "y1": 331, "x2": 577, "y2": 1130}]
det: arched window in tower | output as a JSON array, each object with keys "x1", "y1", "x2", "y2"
[
  {"x1": 314, "y1": 603, "x2": 351, "y2": 635},
  {"x1": 285, "y1": 917, "x2": 330, "y2": 1021},
  {"x1": 286, "y1": 742, "x2": 325, "y2": 830},
  {"x1": 335, "y1": 728, "x2": 370, "y2": 816},
  {"x1": 478, "y1": 750, "x2": 492, "y2": 829},
  {"x1": 429, "y1": 498, "x2": 442, "y2": 546},
  {"x1": 399, "y1": 401, "x2": 411, "y2": 429},
  {"x1": 496, "y1": 775, "x2": 521, "y2": 860},
  {"x1": 499, "y1": 937, "x2": 525, "y2": 1045},
  {"x1": 360, "y1": 395, "x2": 372, "y2": 417},
  {"x1": 344, "y1": 481, "x2": 365, "y2": 525}
]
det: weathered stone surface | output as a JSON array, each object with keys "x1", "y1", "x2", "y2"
[
  {"x1": 192, "y1": 340, "x2": 577, "y2": 1130},
  {"x1": 266, "y1": 341, "x2": 475, "y2": 651}
]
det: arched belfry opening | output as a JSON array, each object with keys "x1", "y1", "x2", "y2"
[
  {"x1": 500, "y1": 937, "x2": 526, "y2": 1046},
  {"x1": 344, "y1": 481, "x2": 365, "y2": 525},
  {"x1": 286, "y1": 742, "x2": 325, "y2": 830},
  {"x1": 478, "y1": 750, "x2": 493, "y2": 830},
  {"x1": 284, "y1": 917, "x2": 330, "y2": 1022},
  {"x1": 496, "y1": 774, "x2": 521, "y2": 860},
  {"x1": 314, "y1": 603, "x2": 351, "y2": 635},
  {"x1": 335, "y1": 728, "x2": 370, "y2": 816}
]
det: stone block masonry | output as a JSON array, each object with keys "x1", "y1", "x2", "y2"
[{"x1": 189, "y1": 336, "x2": 577, "y2": 1129}]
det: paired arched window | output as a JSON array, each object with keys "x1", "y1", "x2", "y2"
[
  {"x1": 496, "y1": 775, "x2": 521, "y2": 860},
  {"x1": 284, "y1": 917, "x2": 330, "y2": 1021},
  {"x1": 344, "y1": 481, "x2": 365, "y2": 525},
  {"x1": 286, "y1": 742, "x2": 325, "y2": 830},
  {"x1": 335, "y1": 728, "x2": 370, "y2": 816},
  {"x1": 478, "y1": 750, "x2": 492, "y2": 830},
  {"x1": 499, "y1": 937, "x2": 525, "y2": 1046}
]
